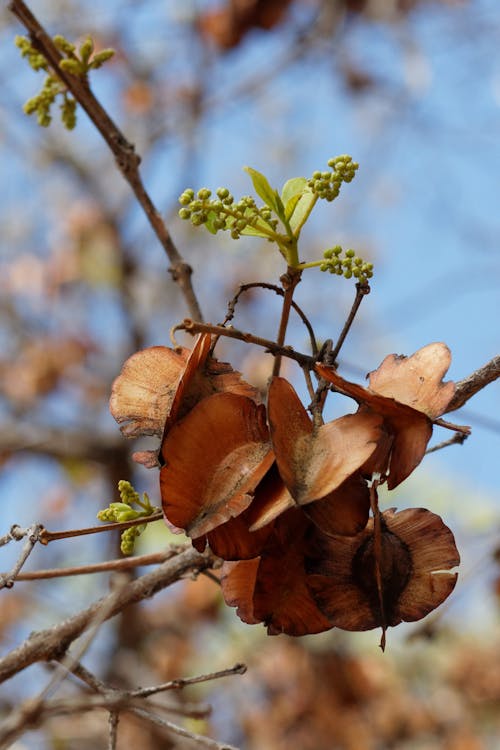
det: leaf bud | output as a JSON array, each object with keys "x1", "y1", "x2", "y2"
[{"x1": 90, "y1": 49, "x2": 115, "y2": 69}]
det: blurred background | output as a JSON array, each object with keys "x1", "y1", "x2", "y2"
[{"x1": 0, "y1": 0, "x2": 499, "y2": 748}]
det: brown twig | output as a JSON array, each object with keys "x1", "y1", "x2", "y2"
[
  {"x1": 0, "y1": 693, "x2": 238, "y2": 750},
  {"x1": 127, "y1": 663, "x2": 247, "y2": 699},
  {"x1": 108, "y1": 711, "x2": 119, "y2": 750},
  {"x1": 38, "y1": 512, "x2": 163, "y2": 545},
  {"x1": 330, "y1": 282, "x2": 370, "y2": 363},
  {"x1": 9, "y1": 0, "x2": 203, "y2": 322},
  {"x1": 179, "y1": 319, "x2": 315, "y2": 368},
  {"x1": 446, "y1": 355, "x2": 500, "y2": 412},
  {"x1": 0, "y1": 546, "x2": 217, "y2": 684},
  {"x1": 0, "y1": 523, "x2": 44, "y2": 589},
  {"x1": 369, "y1": 478, "x2": 387, "y2": 652},
  {"x1": 425, "y1": 432, "x2": 468, "y2": 455},
  {"x1": 433, "y1": 418, "x2": 471, "y2": 435},
  {"x1": 272, "y1": 268, "x2": 302, "y2": 377},
  {"x1": 12, "y1": 547, "x2": 184, "y2": 581},
  {"x1": 222, "y1": 281, "x2": 318, "y2": 356}
]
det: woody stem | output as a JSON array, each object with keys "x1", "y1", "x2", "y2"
[
  {"x1": 272, "y1": 268, "x2": 302, "y2": 377},
  {"x1": 369, "y1": 477, "x2": 387, "y2": 652}
]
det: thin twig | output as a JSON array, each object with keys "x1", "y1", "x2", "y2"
[
  {"x1": 0, "y1": 546, "x2": 217, "y2": 684},
  {"x1": 130, "y1": 705, "x2": 240, "y2": 750},
  {"x1": 12, "y1": 547, "x2": 184, "y2": 581},
  {"x1": 108, "y1": 711, "x2": 119, "y2": 750},
  {"x1": 433, "y1": 417, "x2": 471, "y2": 435},
  {"x1": 425, "y1": 432, "x2": 468, "y2": 455},
  {"x1": 38, "y1": 511, "x2": 163, "y2": 545},
  {"x1": 127, "y1": 663, "x2": 247, "y2": 699},
  {"x1": 272, "y1": 268, "x2": 302, "y2": 377},
  {"x1": 179, "y1": 319, "x2": 315, "y2": 369},
  {"x1": 446, "y1": 355, "x2": 500, "y2": 412},
  {"x1": 38, "y1": 575, "x2": 131, "y2": 704},
  {"x1": 330, "y1": 282, "x2": 370, "y2": 363},
  {"x1": 222, "y1": 281, "x2": 318, "y2": 355},
  {"x1": 0, "y1": 523, "x2": 43, "y2": 589},
  {"x1": 9, "y1": 0, "x2": 203, "y2": 322},
  {"x1": 368, "y1": 478, "x2": 387, "y2": 652},
  {"x1": 0, "y1": 524, "x2": 36, "y2": 548}
]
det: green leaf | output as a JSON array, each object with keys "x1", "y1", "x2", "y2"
[
  {"x1": 244, "y1": 166, "x2": 283, "y2": 217},
  {"x1": 289, "y1": 189, "x2": 316, "y2": 236},
  {"x1": 204, "y1": 210, "x2": 219, "y2": 235},
  {"x1": 240, "y1": 224, "x2": 271, "y2": 238},
  {"x1": 281, "y1": 177, "x2": 307, "y2": 220}
]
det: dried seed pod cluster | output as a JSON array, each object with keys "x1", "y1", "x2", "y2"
[{"x1": 110, "y1": 335, "x2": 461, "y2": 647}]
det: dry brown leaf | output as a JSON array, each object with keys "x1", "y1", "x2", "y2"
[
  {"x1": 306, "y1": 507, "x2": 459, "y2": 632},
  {"x1": 221, "y1": 509, "x2": 332, "y2": 636},
  {"x1": 317, "y1": 346, "x2": 455, "y2": 489},
  {"x1": 110, "y1": 333, "x2": 259, "y2": 444},
  {"x1": 268, "y1": 377, "x2": 383, "y2": 503},
  {"x1": 160, "y1": 392, "x2": 273, "y2": 538},
  {"x1": 303, "y1": 473, "x2": 370, "y2": 537},
  {"x1": 368, "y1": 343, "x2": 455, "y2": 419},
  {"x1": 110, "y1": 345, "x2": 188, "y2": 437}
]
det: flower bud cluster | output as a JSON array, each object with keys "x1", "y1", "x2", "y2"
[
  {"x1": 320, "y1": 246, "x2": 373, "y2": 284},
  {"x1": 97, "y1": 480, "x2": 158, "y2": 555},
  {"x1": 178, "y1": 188, "x2": 277, "y2": 239},
  {"x1": 15, "y1": 34, "x2": 114, "y2": 130},
  {"x1": 120, "y1": 524, "x2": 146, "y2": 555},
  {"x1": 308, "y1": 156, "x2": 359, "y2": 202}
]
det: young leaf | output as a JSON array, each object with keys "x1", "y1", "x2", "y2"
[
  {"x1": 289, "y1": 188, "x2": 316, "y2": 236},
  {"x1": 281, "y1": 177, "x2": 307, "y2": 220},
  {"x1": 244, "y1": 166, "x2": 284, "y2": 219}
]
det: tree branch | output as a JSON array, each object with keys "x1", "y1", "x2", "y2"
[
  {"x1": 446, "y1": 355, "x2": 500, "y2": 413},
  {"x1": 9, "y1": 0, "x2": 203, "y2": 322},
  {"x1": 0, "y1": 546, "x2": 216, "y2": 684}
]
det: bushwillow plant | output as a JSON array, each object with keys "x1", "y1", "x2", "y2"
[
  {"x1": 106, "y1": 159, "x2": 467, "y2": 650},
  {"x1": 178, "y1": 157, "x2": 374, "y2": 283}
]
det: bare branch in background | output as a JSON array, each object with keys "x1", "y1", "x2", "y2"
[{"x1": 0, "y1": 546, "x2": 216, "y2": 684}]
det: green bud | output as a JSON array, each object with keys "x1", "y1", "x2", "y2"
[
  {"x1": 345, "y1": 249, "x2": 355, "y2": 258},
  {"x1": 89, "y1": 49, "x2": 115, "y2": 69},
  {"x1": 79, "y1": 36, "x2": 94, "y2": 64},
  {"x1": 59, "y1": 58, "x2": 84, "y2": 76},
  {"x1": 216, "y1": 187, "x2": 229, "y2": 199},
  {"x1": 344, "y1": 269, "x2": 353, "y2": 279},
  {"x1": 197, "y1": 188, "x2": 211, "y2": 200},
  {"x1": 178, "y1": 208, "x2": 191, "y2": 220},
  {"x1": 53, "y1": 35, "x2": 76, "y2": 54},
  {"x1": 179, "y1": 193, "x2": 192, "y2": 206},
  {"x1": 116, "y1": 509, "x2": 141, "y2": 522},
  {"x1": 110, "y1": 502, "x2": 133, "y2": 513},
  {"x1": 37, "y1": 111, "x2": 51, "y2": 127},
  {"x1": 61, "y1": 97, "x2": 77, "y2": 129},
  {"x1": 323, "y1": 248, "x2": 334, "y2": 259}
]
